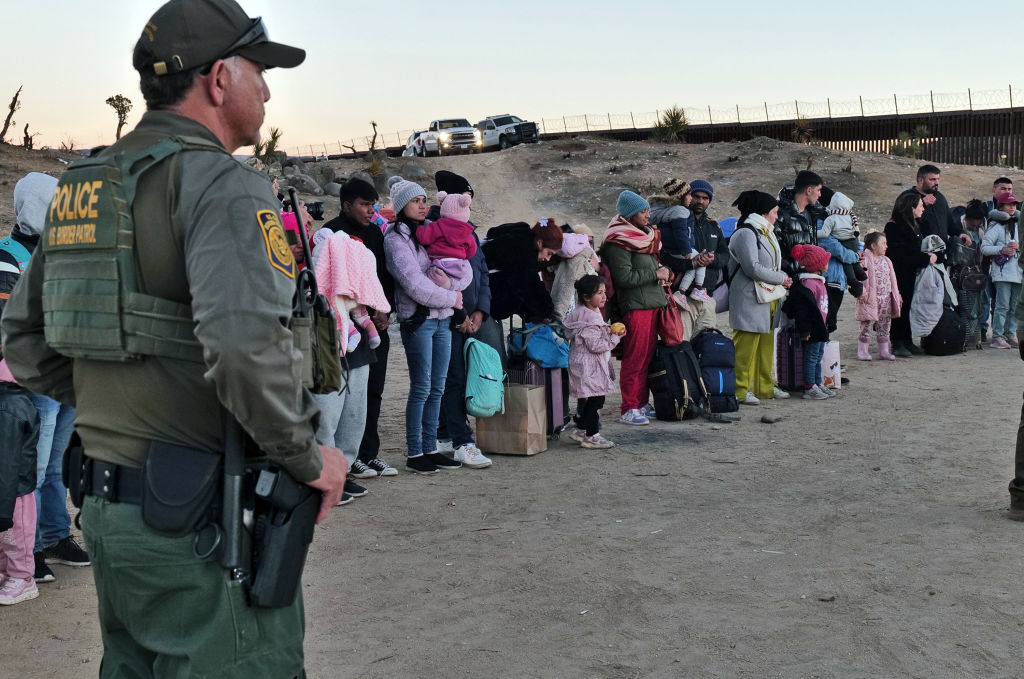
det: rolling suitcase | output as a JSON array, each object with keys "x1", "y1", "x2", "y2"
[
  {"x1": 507, "y1": 356, "x2": 571, "y2": 438},
  {"x1": 776, "y1": 326, "x2": 805, "y2": 392}
]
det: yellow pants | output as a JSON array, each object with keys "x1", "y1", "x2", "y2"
[{"x1": 734, "y1": 329, "x2": 775, "y2": 400}]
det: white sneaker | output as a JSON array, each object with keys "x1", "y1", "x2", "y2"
[
  {"x1": 619, "y1": 409, "x2": 650, "y2": 425},
  {"x1": 581, "y1": 433, "x2": 615, "y2": 449},
  {"x1": 802, "y1": 385, "x2": 829, "y2": 400},
  {"x1": 454, "y1": 443, "x2": 492, "y2": 469},
  {"x1": 741, "y1": 392, "x2": 761, "y2": 406},
  {"x1": 772, "y1": 386, "x2": 791, "y2": 399},
  {"x1": 567, "y1": 428, "x2": 586, "y2": 443},
  {"x1": 818, "y1": 384, "x2": 836, "y2": 397},
  {"x1": 436, "y1": 439, "x2": 455, "y2": 453}
]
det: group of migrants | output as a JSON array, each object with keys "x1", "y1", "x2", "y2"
[{"x1": 1, "y1": 159, "x2": 1022, "y2": 607}]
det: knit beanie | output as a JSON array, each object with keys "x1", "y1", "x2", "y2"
[
  {"x1": 662, "y1": 178, "x2": 691, "y2": 204},
  {"x1": 13, "y1": 172, "x2": 58, "y2": 238},
  {"x1": 731, "y1": 190, "x2": 778, "y2": 217},
  {"x1": 689, "y1": 179, "x2": 714, "y2": 200},
  {"x1": 616, "y1": 190, "x2": 650, "y2": 219},
  {"x1": 791, "y1": 244, "x2": 830, "y2": 273},
  {"x1": 434, "y1": 170, "x2": 473, "y2": 197},
  {"x1": 438, "y1": 191, "x2": 472, "y2": 222},
  {"x1": 572, "y1": 223, "x2": 594, "y2": 239},
  {"x1": 338, "y1": 177, "x2": 378, "y2": 205},
  {"x1": 388, "y1": 176, "x2": 426, "y2": 217}
]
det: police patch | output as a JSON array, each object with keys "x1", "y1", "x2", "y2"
[{"x1": 256, "y1": 210, "x2": 296, "y2": 279}]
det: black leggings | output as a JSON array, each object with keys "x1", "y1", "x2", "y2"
[{"x1": 575, "y1": 396, "x2": 605, "y2": 436}]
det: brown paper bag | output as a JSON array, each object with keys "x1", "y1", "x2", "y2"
[{"x1": 475, "y1": 384, "x2": 548, "y2": 455}]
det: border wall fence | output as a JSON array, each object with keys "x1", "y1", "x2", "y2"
[{"x1": 289, "y1": 86, "x2": 1024, "y2": 168}]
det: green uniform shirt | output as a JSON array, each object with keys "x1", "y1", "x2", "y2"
[{"x1": 1, "y1": 111, "x2": 322, "y2": 483}]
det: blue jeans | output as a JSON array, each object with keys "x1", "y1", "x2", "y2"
[
  {"x1": 803, "y1": 341, "x2": 825, "y2": 388},
  {"x1": 993, "y1": 281, "x2": 1022, "y2": 339},
  {"x1": 30, "y1": 394, "x2": 75, "y2": 552},
  {"x1": 400, "y1": 318, "x2": 452, "y2": 457}
]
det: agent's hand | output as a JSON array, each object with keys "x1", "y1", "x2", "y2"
[
  {"x1": 307, "y1": 445, "x2": 347, "y2": 523},
  {"x1": 928, "y1": 253, "x2": 938, "y2": 264},
  {"x1": 782, "y1": 276, "x2": 794, "y2": 289}
]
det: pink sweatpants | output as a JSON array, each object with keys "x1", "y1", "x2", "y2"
[{"x1": 0, "y1": 493, "x2": 37, "y2": 580}]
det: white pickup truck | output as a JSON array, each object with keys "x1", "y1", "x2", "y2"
[
  {"x1": 476, "y1": 114, "x2": 539, "y2": 150},
  {"x1": 419, "y1": 118, "x2": 482, "y2": 156}
]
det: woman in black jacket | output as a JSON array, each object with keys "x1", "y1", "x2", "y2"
[
  {"x1": 884, "y1": 192, "x2": 938, "y2": 356},
  {"x1": 482, "y1": 221, "x2": 563, "y2": 322}
]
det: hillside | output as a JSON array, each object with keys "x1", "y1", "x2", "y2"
[{"x1": 2, "y1": 136, "x2": 1004, "y2": 239}]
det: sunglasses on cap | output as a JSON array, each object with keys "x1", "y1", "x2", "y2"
[{"x1": 200, "y1": 17, "x2": 267, "y2": 73}]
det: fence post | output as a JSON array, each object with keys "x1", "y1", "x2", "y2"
[
  {"x1": 765, "y1": 102, "x2": 769, "y2": 122},
  {"x1": 309, "y1": 144, "x2": 315, "y2": 157},
  {"x1": 794, "y1": 100, "x2": 799, "y2": 118},
  {"x1": 893, "y1": 94, "x2": 898, "y2": 117},
  {"x1": 541, "y1": 119, "x2": 547, "y2": 134},
  {"x1": 859, "y1": 96, "x2": 864, "y2": 117},
  {"x1": 707, "y1": 105, "x2": 712, "y2": 124},
  {"x1": 968, "y1": 88, "x2": 973, "y2": 111},
  {"x1": 930, "y1": 90, "x2": 934, "y2": 113},
  {"x1": 584, "y1": 115, "x2": 589, "y2": 132},
  {"x1": 736, "y1": 104, "x2": 741, "y2": 123},
  {"x1": 1011, "y1": 84, "x2": 1014, "y2": 109},
  {"x1": 608, "y1": 112, "x2": 612, "y2": 130},
  {"x1": 630, "y1": 112, "x2": 635, "y2": 128},
  {"x1": 563, "y1": 116, "x2": 568, "y2": 133},
  {"x1": 322, "y1": 143, "x2": 328, "y2": 156},
  {"x1": 827, "y1": 98, "x2": 831, "y2": 118}
]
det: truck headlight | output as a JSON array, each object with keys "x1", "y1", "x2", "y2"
[
  {"x1": 439, "y1": 132, "x2": 451, "y2": 142},
  {"x1": 473, "y1": 130, "x2": 481, "y2": 139}
]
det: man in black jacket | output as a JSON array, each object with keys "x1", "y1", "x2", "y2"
[
  {"x1": 688, "y1": 179, "x2": 729, "y2": 290},
  {"x1": 775, "y1": 170, "x2": 824, "y2": 274},
  {"x1": 893, "y1": 164, "x2": 969, "y2": 246},
  {"x1": 320, "y1": 177, "x2": 397, "y2": 482}
]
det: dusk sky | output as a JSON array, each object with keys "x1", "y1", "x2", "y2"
[{"x1": 1, "y1": 0, "x2": 1011, "y2": 154}]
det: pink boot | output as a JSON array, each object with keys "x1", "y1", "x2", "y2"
[
  {"x1": 857, "y1": 338, "x2": 872, "y2": 361},
  {"x1": 878, "y1": 341, "x2": 896, "y2": 361}
]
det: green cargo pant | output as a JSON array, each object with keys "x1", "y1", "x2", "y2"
[{"x1": 80, "y1": 496, "x2": 307, "y2": 678}]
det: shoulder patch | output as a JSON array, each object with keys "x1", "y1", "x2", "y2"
[{"x1": 256, "y1": 210, "x2": 296, "y2": 279}]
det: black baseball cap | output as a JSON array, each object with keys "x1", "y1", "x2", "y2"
[{"x1": 134, "y1": 0, "x2": 305, "y2": 76}]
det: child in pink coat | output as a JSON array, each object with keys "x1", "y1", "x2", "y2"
[
  {"x1": 855, "y1": 231, "x2": 903, "y2": 361},
  {"x1": 415, "y1": 191, "x2": 476, "y2": 289},
  {"x1": 562, "y1": 275, "x2": 623, "y2": 449}
]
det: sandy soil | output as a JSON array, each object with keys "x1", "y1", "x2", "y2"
[{"x1": 2, "y1": 138, "x2": 1023, "y2": 678}]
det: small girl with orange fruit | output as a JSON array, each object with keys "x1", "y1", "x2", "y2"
[{"x1": 562, "y1": 275, "x2": 624, "y2": 448}]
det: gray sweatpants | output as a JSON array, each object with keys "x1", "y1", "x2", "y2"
[{"x1": 313, "y1": 364, "x2": 370, "y2": 465}]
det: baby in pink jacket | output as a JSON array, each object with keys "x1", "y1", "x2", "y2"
[{"x1": 415, "y1": 192, "x2": 476, "y2": 289}]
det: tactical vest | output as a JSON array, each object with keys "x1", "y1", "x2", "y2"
[{"x1": 40, "y1": 136, "x2": 226, "y2": 363}]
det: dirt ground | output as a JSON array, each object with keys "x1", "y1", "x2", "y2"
[{"x1": 2, "y1": 139, "x2": 1024, "y2": 677}]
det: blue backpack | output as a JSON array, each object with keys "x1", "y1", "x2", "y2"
[
  {"x1": 464, "y1": 338, "x2": 505, "y2": 418},
  {"x1": 508, "y1": 322, "x2": 570, "y2": 369}
]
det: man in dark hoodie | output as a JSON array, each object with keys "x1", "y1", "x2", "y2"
[
  {"x1": 430, "y1": 171, "x2": 497, "y2": 469},
  {"x1": 893, "y1": 164, "x2": 968, "y2": 246},
  {"x1": 319, "y1": 177, "x2": 398, "y2": 482},
  {"x1": 4, "y1": 173, "x2": 89, "y2": 584},
  {"x1": 775, "y1": 170, "x2": 824, "y2": 275}
]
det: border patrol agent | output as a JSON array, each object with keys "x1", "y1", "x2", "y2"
[{"x1": 0, "y1": 0, "x2": 346, "y2": 676}]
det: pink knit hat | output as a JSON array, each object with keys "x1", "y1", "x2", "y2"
[
  {"x1": 791, "y1": 243, "x2": 830, "y2": 273},
  {"x1": 438, "y1": 191, "x2": 472, "y2": 222}
]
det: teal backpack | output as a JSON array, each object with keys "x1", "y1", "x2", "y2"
[{"x1": 464, "y1": 338, "x2": 505, "y2": 418}]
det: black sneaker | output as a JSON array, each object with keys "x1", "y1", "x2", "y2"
[
  {"x1": 425, "y1": 452, "x2": 462, "y2": 470},
  {"x1": 33, "y1": 552, "x2": 55, "y2": 583},
  {"x1": 43, "y1": 536, "x2": 90, "y2": 567},
  {"x1": 348, "y1": 460, "x2": 377, "y2": 479},
  {"x1": 344, "y1": 479, "x2": 369, "y2": 497},
  {"x1": 336, "y1": 493, "x2": 354, "y2": 506},
  {"x1": 405, "y1": 455, "x2": 439, "y2": 475}
]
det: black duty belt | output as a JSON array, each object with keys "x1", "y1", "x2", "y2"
[{"x1": 83, "y1": 458, "x2": 143, "y2": 505}]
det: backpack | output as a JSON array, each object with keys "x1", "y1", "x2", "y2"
[
  {"x1": 647, "y1": 341, "x2": 710, "y2": 421},
  {"x1": 690, "y1": 328, "x2": 739, "y2": 413},
  {"x1": 508, "y1": 322, "x2": 569, "y2": 369},
  {"x1": 464, "y1": 338, "x2": 505, "y2": 418},
  {"x1": 921, "y1": 300, "x2": 967, "y2": 356}
]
